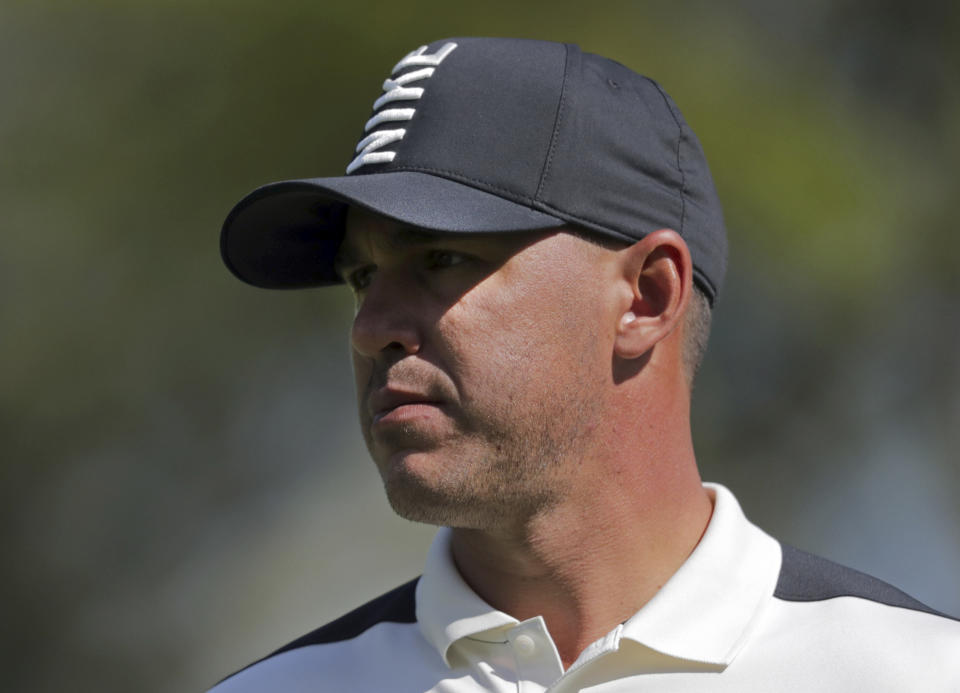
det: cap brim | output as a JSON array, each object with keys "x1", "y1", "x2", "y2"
[{"x1": 220, "y1": 172, "x2": 565, "y2": 288}]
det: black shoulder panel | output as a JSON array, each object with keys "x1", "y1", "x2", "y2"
[
  {"x1": 775, "y1": 543, "x2": 956, "y2": 621},
  {"x1": 218, "y1": 577, "x2": 420, "y2": 685},
  {"x1": 269, "y1": 576, "x2": 420, "y2": 655}
]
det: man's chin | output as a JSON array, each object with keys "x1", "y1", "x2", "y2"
[
  {"x1": 382, "y1": 480, "x2": 469, "y2": 526},
  {"x1": 376, "y1": 456, "x2": 487, "y2": 528}
]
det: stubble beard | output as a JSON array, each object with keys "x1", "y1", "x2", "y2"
[{"x1": 374, "y1": 388, "x2": 599, "y2": 531}]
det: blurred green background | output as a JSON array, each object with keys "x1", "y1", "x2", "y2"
[{"x1": 2, "y1": 1, "x2": 958, "y2": 691}]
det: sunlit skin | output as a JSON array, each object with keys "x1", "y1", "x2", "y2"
[{"x1": 337, "y1": 208, "x2": 714, "y2": 669}]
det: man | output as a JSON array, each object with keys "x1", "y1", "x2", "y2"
[{"x1": 212, "y1": 37, "x2": 958, "y2": 691}]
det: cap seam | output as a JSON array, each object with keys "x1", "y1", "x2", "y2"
[
  {"x1": 648, "y1": 79, "x2": 688, "y2": 236},
  {"x1": 534, "y1": 43, "x2": 572, "y2": 201}
]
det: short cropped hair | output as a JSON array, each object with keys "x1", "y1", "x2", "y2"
[{"x1": 681, "y1": 286, "x2": 712, "y2": 388}]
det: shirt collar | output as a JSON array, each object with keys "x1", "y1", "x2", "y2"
[
  {"x1": 416, "y1": 483, "x2": 781, "y2": 670},
  {"x1": 416, "y1": 527, "x2": 518, "y2": 666},
  {"x1": 618, "y1": 483, "x2": 781, "y2": 666}
]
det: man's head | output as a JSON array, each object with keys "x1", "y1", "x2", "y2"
[
  {"x1": 338, "y1": 208, "x2": 700, "y2": 529},
  {"x1": 220, "y1": 37, "x2": 725, "y2": 527}
]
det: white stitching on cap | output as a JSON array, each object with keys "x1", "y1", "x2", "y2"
[
  {"x1": 372, "y1": 68, "x2": 434, "y2": 110},
  {"x1": 364, "y1": 108, "x2": 416, "y2": 131},
  {"x1": 391, "y1": 42, "x2": 458, "y2": 72},
  {"x1": 346, "y1": 42, "x2": 457, "y2": 175}
]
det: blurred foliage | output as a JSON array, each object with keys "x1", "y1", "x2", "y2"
[{"x1": 2, "y1": 1, "x2": 957, "y2": 691}]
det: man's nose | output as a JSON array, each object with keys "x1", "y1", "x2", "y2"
[{"x1": 350, "y1": 273, "x2": 422, "y2": 358}]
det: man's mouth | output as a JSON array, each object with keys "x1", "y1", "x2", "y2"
[{"x1": 368, "y1": 389, "x2": 445, "y2": 425}]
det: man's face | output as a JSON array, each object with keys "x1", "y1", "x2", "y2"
[{"x1": 337, "y1": 209, "x2": 619, "y2": 529}]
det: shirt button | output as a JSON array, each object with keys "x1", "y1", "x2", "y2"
[{"x1": 514, "y1": 634, "x2": 537, "y2": 657}]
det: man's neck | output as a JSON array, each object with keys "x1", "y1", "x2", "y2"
[{"x1": 449, "y1": 459, "x2": 713, "y2": 670}]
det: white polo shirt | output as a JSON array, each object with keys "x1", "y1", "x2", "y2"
[{"x1": 210, "y1": 484, "x2": 960, "y2": 691}]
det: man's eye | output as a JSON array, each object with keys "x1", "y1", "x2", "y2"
[
  {"x1": 348, "y1": 266, "x2": 375, "y2": 291},
  {"x1": 426, "y1": 250, "x2": 466, "y2": 269}
]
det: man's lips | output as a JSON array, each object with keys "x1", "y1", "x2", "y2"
[{"x1": 368, "y1": 389, "x2": 445, "y2": 424}]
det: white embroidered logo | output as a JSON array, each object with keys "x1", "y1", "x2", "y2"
[{"x1": 345, "y1": 42, "x2": 457, "y2": 175}]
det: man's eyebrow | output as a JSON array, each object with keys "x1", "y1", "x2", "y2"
[{"x1": 334, "y1": 227, "x2": 448, "y2": 274}]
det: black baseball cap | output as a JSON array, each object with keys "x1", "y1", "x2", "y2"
[{"x1": 221, "y1": 37, "x2": 727, "y2": 303}]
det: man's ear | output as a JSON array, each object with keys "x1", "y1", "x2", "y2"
[{"x1": 614, "y1": 229, "x2": 692, "y2": 360}]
